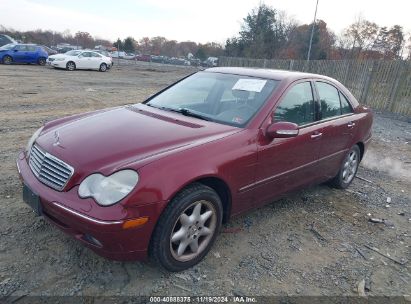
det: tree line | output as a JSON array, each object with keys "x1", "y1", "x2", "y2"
[
  {"x1": 1, "y1": 3, "x2": 410, "y2": 61},
  {"x1": 225, "y1": 4, "x2": 410, "y2": 60},
  {"x1": 0, "y1": 25, "x2": 224, "y2": 60},
  {"x1": 113, "y1": 37, "x2": 223, "y2": 60}
]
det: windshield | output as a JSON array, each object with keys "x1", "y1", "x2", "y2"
[
  {"x1": 65, "y1": 50, "x2": 81, "y2": 56},
  {"x1": 145, "y1": 71, "x2": 279, "y2": 127},
  {"x1": 0, "y1": 44, "x2": 16, "y2": 50}
]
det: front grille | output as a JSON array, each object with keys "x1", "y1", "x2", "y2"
[{"x1": 29, "y1": 144, "x2": 74, "y2": 191}]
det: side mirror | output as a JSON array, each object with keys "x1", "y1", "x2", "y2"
[{"x1": 266, "y1": 121, "x2": 299, "y2": 138}]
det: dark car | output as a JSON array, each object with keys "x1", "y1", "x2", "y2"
[
  {"x1": 1, "y1": 43, "x2": 48, "y2": 65},
  {"x1": 136, "y1": 54, "x2": 151, "y2": 62},
  {"x1": 150, "y1": 55, "x2": 165, "y2": 63},
  {"x1": 17, "y1": 68, "x2": 372, "y2": 271},
  {"x1": 41, "y1": 45, "x2": 58, "y2": 56},
  {"x1": 0, "y1": 34, "x2": 17, "y2": 47}
]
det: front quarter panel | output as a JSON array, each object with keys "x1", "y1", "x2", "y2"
[{"x1": 126, "y1": 129, "x2": 259, "y2": 217}]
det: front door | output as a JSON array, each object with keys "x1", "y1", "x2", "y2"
[
  {"x1": 76, "y1": 52, "x2": 93, "y2": 69},
  {"x1": 13, "y1": 45, "x2": 28, "y2": 62},
  {"x1": 253, "y1": 81, "x2": 323, "y2": 206}
]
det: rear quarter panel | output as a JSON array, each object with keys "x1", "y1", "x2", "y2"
[{"x1": 352, "y1": 105, "x2": 373, "y2": 152}]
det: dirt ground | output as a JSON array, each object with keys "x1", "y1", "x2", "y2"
[{"x1": 0, "y1": 61, "x2": 410, "y2": 298}]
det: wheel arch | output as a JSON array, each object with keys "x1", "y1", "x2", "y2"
[
  {"x1": 193, "y1": 176, "x2": 232, "y2": 223},
  {"x1": 2, "y1": 54, "x2": 13, "y2": 63},
  {"x1": 355, "y1": 141, "x2": 365, "y2": 160},
  {"x1": 37, "y1": 56, "x2": 47, "y2": 64},
  {"x1": 66, "y1": 61, "x2": 76, "y2": 67},
  {"x1": 159, "y1": 174, "x2": 233, "y2": 224}
]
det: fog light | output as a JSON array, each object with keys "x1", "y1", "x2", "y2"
[{"x1": 122, "y1": 217, "x2": 149, "y2": 229}]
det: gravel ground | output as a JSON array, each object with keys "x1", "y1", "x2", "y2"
[{"x1": 0, "y1": 62, "x2": 410, "y2": 299}]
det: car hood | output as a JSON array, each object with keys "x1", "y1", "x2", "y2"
[{"x1": 35, "y1": 104, "x2": 239, "y2": 184}]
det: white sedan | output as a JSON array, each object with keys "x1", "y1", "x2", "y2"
[{"x1": 47, "y1": 50, "x2": 112, "y2": 72}]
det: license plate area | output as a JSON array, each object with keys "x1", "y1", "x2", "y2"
[{"x1": 23, "y1": 184, "x2": 42, "y2": 216}]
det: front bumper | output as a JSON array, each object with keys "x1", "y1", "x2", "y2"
[
  {"x1": 50, "y1": 60, "x2": 66, "y2": 68},
  {"x1": 16, "y1": 150, "x2": 166, "y2": 261}
]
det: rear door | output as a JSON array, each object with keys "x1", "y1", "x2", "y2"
[
  {"x1": 90, "y1": 52, "x2": 103, "y2": 69},
  {"x1": 26, "y1": 45, "x2": 38, "y2": 63},
  {"x1": 253, "y1": 81, "x2": 323, "y2": 206},
  {"x1": 314, "y1": 81, "x2": 355, "y2": 179}
]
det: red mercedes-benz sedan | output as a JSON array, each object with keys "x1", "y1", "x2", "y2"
[{"x1": 17, "y1": 67, "x2": 373, "y2": 271}]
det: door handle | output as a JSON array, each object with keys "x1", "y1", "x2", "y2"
[
  {"x1": 310, "y1": 132, "x2": 323, "y2": 139},
  {"x1": 347, "y1": 121, "x2": 356, "y2": 128}
]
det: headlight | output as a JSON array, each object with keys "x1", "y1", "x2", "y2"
[
  {"x1": 78, "y1": 170, "x2": 139, "y2": 206},
  {"x1": 54, "y1": 58, "x2": 65, "y2": 61},
  {"x1": 26, "y1": 126, "x2": 44, "y2": 154}
]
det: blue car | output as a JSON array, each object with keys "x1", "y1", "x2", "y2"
[{"x1": 0, "y1": 43, "x2": 48, "y2": 65}]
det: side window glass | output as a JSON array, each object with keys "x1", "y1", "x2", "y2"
[
  {"x1": 27, "y1": 46, "x2": 36, "y2": 52},
  {"x1": 15, "y1": 45, "x2": 27, "y2": 51},
  {"x1": 274, "y1": 82, "x2": 315, "y2": 126},
  {"x1": 316, "y1": 82, "x2": 341, "y2": 119},
  {"x1": 340, "y1": 92, "x2": 353, "y2": 114}
]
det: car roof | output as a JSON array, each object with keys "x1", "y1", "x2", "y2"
[{"x1": 205, "y1": 67, "x2": 337, "y2": 83}]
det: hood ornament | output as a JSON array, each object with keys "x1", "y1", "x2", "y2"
[{"x1": 53, "y1": 131, "x2": 61, "y2": 147}]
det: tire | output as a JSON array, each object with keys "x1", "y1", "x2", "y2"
[
  {"x1": 3, "y1": 55, "x2": 12, "y2": 65},
  {"x1": 329, "y1": 145, "x2": 361, "y2": 189},
  {"x1": 38, "y1": 57, "x2": 46, "y2": 66},
  {"x1": 66, "y1": 61, "x2": 76, "y2": 71},
  {"x1": 150, "y1": 183, "x2": 223, "y2": 272},
  {"x1": 99, "y1": 63, "x2": 107, "y2": 72}
]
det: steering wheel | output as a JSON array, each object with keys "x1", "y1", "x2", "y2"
[{"x1": 236, "y1": 104, "x2": 255, "y2": 112}]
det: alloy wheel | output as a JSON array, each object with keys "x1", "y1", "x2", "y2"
[
  {"x1": 170, "y1": 200, "x2": 217, "y2": 262},
  {"x1": 67, "y1": 62, "x2": 75, "y2": 71},
  {"x1": 342, "y1": 150, "x2": 358, "y2": 184},
  {"x1": 3, "y1": 56, "x2": 12, "y2": 64}
]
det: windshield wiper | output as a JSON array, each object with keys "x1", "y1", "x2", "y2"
[
  {"x1": 171, "y1": 108, "x2": 211, "y2": 121},
  {"x1": 146, "y1": 104, "x2": 211, "y2": 121}
]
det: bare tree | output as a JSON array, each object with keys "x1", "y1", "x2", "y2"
[{"x1": 343, "y1": 15, "x2": 379, "y2": 59}]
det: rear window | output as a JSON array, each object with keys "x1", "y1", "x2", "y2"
[
  {"x1": 340, "y1": 92, "x2": 353, "y2": 114},
  {"x1": 316, "y1": 82, "x2": 341, "y2": 119}
]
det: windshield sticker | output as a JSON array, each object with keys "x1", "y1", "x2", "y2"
[
  {"x1": 232, "y1": 116, "x2": 244, "y2": 124},
  {"x1": 232, "y1": 79, "x2": 267, "y2": 92}
]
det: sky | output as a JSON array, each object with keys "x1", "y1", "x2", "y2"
[{"x1": 0, "y1": 0, "x2": 410, "y2": 44}]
